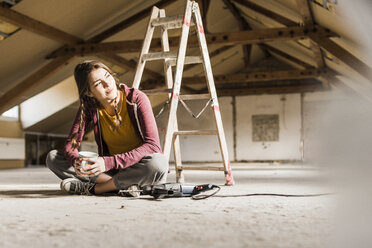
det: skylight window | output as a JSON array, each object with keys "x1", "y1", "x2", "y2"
[{"x1": 1, "y1": 105, "x2": 19, "y2": 121}]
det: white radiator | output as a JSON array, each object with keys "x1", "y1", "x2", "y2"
[{"x1": 0, "y1": 137, "x2": 25, "y2": 159}]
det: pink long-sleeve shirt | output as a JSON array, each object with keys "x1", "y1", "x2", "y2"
[{"x1": 63, "y1": 83, "x2": 162, "y2": 171}]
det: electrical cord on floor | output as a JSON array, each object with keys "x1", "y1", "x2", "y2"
[
  {"x1": 191, "y1": 185, "x2": 334, "y2": 200},
  {"x1": 212, "y1": 193, "x2": 334, "y2": 198}
]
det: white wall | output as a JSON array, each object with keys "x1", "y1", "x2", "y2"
[
  {"x1": 157, "y1": 97, "x2": 234, "y2": 162},
  {"x1": 20, "y1": 76, "x2": 78, "y2": 129},
  {"x1": 236, "y1": 94, "x2": 302, "y2": 161},
  {"x1": 0, "y1": 137, "x2": 25, "y2": 159},
  {"x1": 156, "y1": 94, "x2": 302, "y2": 162}
]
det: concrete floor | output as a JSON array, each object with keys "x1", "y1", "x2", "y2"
[{"x1": 0, "y1": 163, "x2": 333, "y2": 248}]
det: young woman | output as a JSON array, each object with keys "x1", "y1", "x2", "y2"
[{"x1": 46, "y1": 60, "x2": 168, "y2": 195}]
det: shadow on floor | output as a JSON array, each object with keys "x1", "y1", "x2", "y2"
[{"x1": 0, "y1": 190, "x2": 65, "y2": 198}]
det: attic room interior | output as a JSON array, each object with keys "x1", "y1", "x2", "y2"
[{"x1": 0, "y1": 0, "x2": 372, "y2": 247}]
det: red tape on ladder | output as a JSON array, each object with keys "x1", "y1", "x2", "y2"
[
  {"x1": 225, "y1": 161, "x2": 235, "y2": 185},
  {"x1": 198, "y1": 24, "x2": 204, "y2": 34},
  {"x1": 183, "y1": 18, "x2": 190, "y2": 27},
  {"x1": 172, "y1": 93, "x2": 179, "y2": 99}
]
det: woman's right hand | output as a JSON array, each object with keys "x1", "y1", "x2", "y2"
[{"x1": 73, "y1": 158, "x2": 84, "y2": 177}]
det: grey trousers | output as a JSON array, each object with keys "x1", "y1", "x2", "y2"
[{"x1": 46, "y1": 150, "x2": 168, "y2": 190}]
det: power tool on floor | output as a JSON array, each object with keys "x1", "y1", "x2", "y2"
[
  {"x1": 120, "y1": 183, "x2": 220, "y2": 199},
  {"x1": 142, "y1": 183, "x2": 220, "y2": 199}
]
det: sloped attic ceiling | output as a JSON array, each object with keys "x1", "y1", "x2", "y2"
[{"x1": 0, "y1": 0, "x2": 371, "y2": 134}]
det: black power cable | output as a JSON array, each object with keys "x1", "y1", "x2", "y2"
[{"x1": 191, "y1": 185, "x2": 333, "y2": 200}]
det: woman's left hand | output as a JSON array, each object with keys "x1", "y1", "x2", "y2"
[{"x1": 79, "y1": 157, "x2": 106, "y2": 177}]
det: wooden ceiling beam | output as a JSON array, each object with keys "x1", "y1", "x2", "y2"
[
  {"x1": 216, "y1": 83, "x2": 324, "y2": 96},
  {"x1": 0, "y1": 5, "x2": 82, "y2": 45},
  {"x1": 233, "y1": 0, "x2": 372, "y2": 84},
  {"x1": 0, "y1": 55, "x2": 75, "y2": 114},
  {"x1": 182, "y1": 68, "x2": 330, "y2": 85},
  {"x1": 232, "y1": 0, "x2": 298, "y2": 26},
  {"x1": 309, "y1": 34, "x2": 372, "y2": 82},
  {"x1": 0, "y1": 2, "x2": 168, "y2": 113},
  {"x1": 87, "y1": 0, "x2": 174, "y2": 43},
  {"x1": 296, "y1": 0, "x2": 326, "y2": 68},
  {"x1": 47, "y1": 25, "x2": 336, "y2": 58},
  {"x1": 46, "y1": 0, "x2": 175, "y2": 57},
  {"x1": 259, "y1": 43, "x2": 315, "y2": 69},
  {"x1": 296, "y1": 0, "x2": 327, "y2": 89}
]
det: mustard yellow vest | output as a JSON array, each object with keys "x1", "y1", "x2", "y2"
[{"x1": 98, "y1": 91, "x2": 143, "y2": 155}]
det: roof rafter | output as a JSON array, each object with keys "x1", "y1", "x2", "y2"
[
  {"x1": 0, "y1": 55, "x2": 75, "y2": 114},
  {"x1": 0, "y1": 5, "x2": 82, "y2": 45},
  {"x1": 309, "y1": 34, "x2": 372, "y2": 82},
  {"x1": 232, "y1": 0, "x2": 298, "y2": 26},
  {"x1": 233, "y1": 0, "x2": 372, "y2": 83},
  {"x1": 0, "y1": 1, "x2": 175, "y2": 113},
  {"x1": 259, "y1": 43, "x2": 315, "y2": 69},
  {"x1": 87, "y1": 0, "x2": 174, "y2": 43},
  {"x1": 296, "y1": 0, "x2": 325, "y2": 68}
]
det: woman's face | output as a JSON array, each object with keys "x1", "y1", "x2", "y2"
[{"x1": 87, "y1": 67, "x2": 118, "y2": 105}]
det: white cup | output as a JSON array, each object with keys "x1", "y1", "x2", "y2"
[{"x1": 78, "y1": 151, "x2": 98, "y2": 167}]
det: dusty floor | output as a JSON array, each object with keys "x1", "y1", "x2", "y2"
[{"x1": 0, "y1": 163, "x2": 334, "y2": 248}]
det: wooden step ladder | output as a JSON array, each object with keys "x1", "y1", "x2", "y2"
[{"x1": 132, "y1": 0, "x2": 234, "y2": 185}]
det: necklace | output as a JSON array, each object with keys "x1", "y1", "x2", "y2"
[{"x1": 111, "y1": 91, "x2": 122, "y2": 131}]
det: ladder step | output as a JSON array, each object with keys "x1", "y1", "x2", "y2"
[
  {"x1": 142, "y1": 90, "x2": 210, "y2": 99},
  {"x1": 142, "y1": 88, "x2": 172, "y2": 95},
  {"x1": 179, "y1": 94, "x2": 211, "y2": 100},
  {"x1": 166, "y1": 56, "x2": 203, "y2": 67},
  {"x1": 142, "y1": 51, "x2": 177, "y2": 62},
  {"x1": 151, "y1": 15, "x2": 195, "y2": 29},
  {"x1": 177, "y1": 166, "x2": 225, "y2": 171},
  {"x1": 173, "y1": 130, "x2": 218, "y2": 136},
  {"x1": 142, "y1": 51, "x2": 203, "y2": 66}
]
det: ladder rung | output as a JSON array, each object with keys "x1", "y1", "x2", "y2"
[
  {"x1": 179, "y1": 94, "x2": 211, "y2": 100},
  {"x1": 142, "y1": 51, "x2": 203, "y2": 67},
  {"x1": 142, "y1": 88, "x2": 172, "y2": 95},
  {"x1": 166, "y1": 56, "x2": 203, "y2": 67},
  {"x1": 143, "y1": 91, "x2": 210, "y2": 100},
  {"x1": 142, "y1": 51, "x2": 177, "y2": 62},
  {"x1": 173, "y1": 130, "x2": 218, "y2": 136},
  {"x1": 151, "y1": 15, "x2": 195, "y2": 29},
  {"x1": 177, "y1": 166, "x2": 225, "y2": 171}
]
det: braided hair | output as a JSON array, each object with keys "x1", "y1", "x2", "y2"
[{"x1": 70, "y1": 60, "x2": 122, "y2": 151}]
